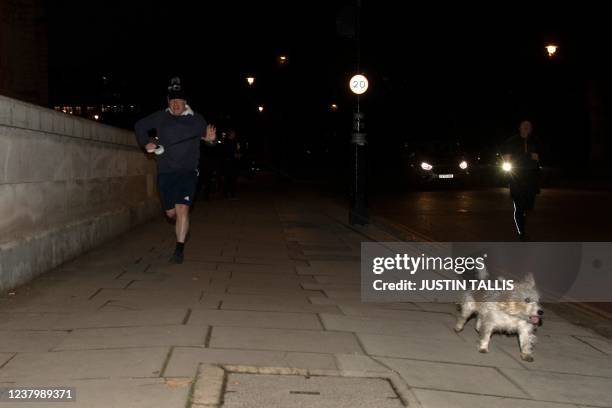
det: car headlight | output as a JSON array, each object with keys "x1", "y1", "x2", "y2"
[
  {"x1": 421, "y1": 162, "x2": 433, "y2": 171},
  {"x1": 459, "y1": 160, "x2": 468, "y2": 170},
  {"x1": 502, "y1": 162, "x2": 512, "y2": 172}
]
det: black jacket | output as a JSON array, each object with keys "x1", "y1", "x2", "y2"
[
  {"x1": 135, "y1": 108, "x2": 207, "y2": 174},
  {"x1": 501, "y1": 134, "x2": 540, "y2": 171}
]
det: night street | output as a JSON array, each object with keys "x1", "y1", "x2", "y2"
[
  {"x1": 2, "y1": 1, "x2": 612, "y2": 407},
  {"x1": 371, "y1": 188, "x2": 612, "y2": 242}
]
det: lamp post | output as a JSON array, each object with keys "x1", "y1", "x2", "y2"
[{"x1": 349, "y1": 73, "x2": 369, "y2": 225}]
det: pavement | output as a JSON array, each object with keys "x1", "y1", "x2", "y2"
[{"x1": 0, "y1": 180, "x2": 611, "y2": 407}]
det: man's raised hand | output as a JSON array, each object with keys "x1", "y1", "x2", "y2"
[{"x1": 202, "y1": 124, "x2": 217, "y2": 143}]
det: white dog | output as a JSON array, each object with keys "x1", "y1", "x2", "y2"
[{"x1": 455, "y1": 272, "x2": 543, "y2": 362}]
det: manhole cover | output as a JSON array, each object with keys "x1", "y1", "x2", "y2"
[{"x1": 222, "y1": 374, "x2": 404, "y2": 408}]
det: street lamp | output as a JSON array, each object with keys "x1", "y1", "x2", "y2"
[
  {"x1": 545, "y1": 44, "x2": 558, "y2": 58},
  {"x1": 330, "y1": 103, "x2": 338, "y2": 111},
  {"x1": 246, "y1": 76, "x2": 255, "y2": 86},
  {"x1": 278, "y1": 55, "x2": 288, "y2": 65},
  {"x1": 258, "y1": 105, "x2": 264, "y2": 113}
]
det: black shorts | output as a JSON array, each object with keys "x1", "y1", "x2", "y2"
[{"x1": 157, "y1": 170, "x2": 198, "y2": 211}]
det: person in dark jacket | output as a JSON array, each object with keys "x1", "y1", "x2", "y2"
[
  {"x1": 501, "y1": 120, "x2": 541, "y2": 241},
  {"x1": 135, "y1": 77, "x2": 216, "y2": 263}
]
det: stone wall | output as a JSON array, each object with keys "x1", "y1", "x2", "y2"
[{"x1": 0, "y1": 95, "x2": 159, "y2": 291}]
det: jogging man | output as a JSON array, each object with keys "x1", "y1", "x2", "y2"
[
  {"x1": 135, "y1": 77, "x2": 216, "y2": 263},
  {"x1": 501, "y1": 120, "x2": 541, "y2": 241}
]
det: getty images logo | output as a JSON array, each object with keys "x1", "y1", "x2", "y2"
[{"x1": 372, "y1": 253, "x2": 487, "y2": 275}]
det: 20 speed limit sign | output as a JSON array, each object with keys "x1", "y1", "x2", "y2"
[{"x1": 349, "y1": 74, "x2": 368, "y2": 95}]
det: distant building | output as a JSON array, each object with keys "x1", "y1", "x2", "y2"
[
  {"x1": 0, "y1": 0, "x2": 48, "y2": 106},
  {"x1": 52, "y1": 75, "x2": 140, "y2": 128}
]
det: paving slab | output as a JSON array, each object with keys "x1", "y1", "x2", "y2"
[
  {"x1": 0, "y1": 330, "x2": 68, "y2": 352},
  {"x1": 537, "y1": 319, "x2": 601, "y2": 337},
  {"x1": 187, "y1": 310, "x2": 322, "y2": 330},
  {"x1": 127, "y1": 278, "x2": 214, "y2": 291},
  {"x1": 219, "y1": 300, "x2": 340, "y2": 314},
  {"x1": 0, "y1": 312, "x2": 73, "y2": 330},
  {"x1": 47, "y1": 309, "x2": 189, "y2": 330},
  {"x1": 227, "y1": 287, "x2": 322, "y2": 296},
  {"x1": 223, "y1": 373, "x2": 404, "y2": 408},
  {"x1": 497, "y1": 336, "x2": 612, "y2": 377},
  {"x1": 334, "y1": 354, "x2": 389, "y2": 373},
  {"x1": 234, "y1": 257, "x2": 305, "y2": 266},
  {"x1": 209, "y1": 327, "x2": 364, "y2": 354},
  {"x1": 338, "y1": 305, "x2": 456, "y2": 323},
  {"x1": 223, "y1": 273, "x2": 311, "y2": 283},
  {"x1": 414, "y1": 389, "x2": 573, "y2": 408},
  {"x1": 300, "y1": 260, "x2": 360, "y2": 272},
  {"x1": 574, "y1": 335, "x2": 612, "y2": 355},
  {"x1": 206, "y1": 293, "x2": 315, "y2": 304},
  {"x1": 1, "y1": 299, "x2": 109, "y2": 313},
  {"x1": 0, "y1": 348, "x2": 169, "y2": 380},
  {"x1": 301, "y1": 282, "x2": 361, "y2": 291},
  {"x1": 217, "y1": 264, "x2": 296, "y2": 274},
  {"x1": 358, "y1": 333, "x2": 524, "y2": 368},
  {"x1": 313, "y1": 275, "x2": 360, "y2": 283},
  {"x1": 164, "y1": 347, "x2": 337, "y2": 377},
  {"x1": 500, "y1": 368, "x2": 612, "y2": 406},
  {"x1": 92, "y1": 288, "x2": 203, "y2": 309},
  {"x1": 53, "y1": 325, "x2": 207, "y2": 350},
  {"x1": 378, "y1": 357, "x2": 528, "y2": 397},
  {"x1": 146, "y1": 261, "x2": 219, "y2": 274},
  {"x1": 224, "y1": 248, "x2": 293, "y2": 259},
  {"x1": 320, "y1": 314, "x2": 468, "y2": 341}
]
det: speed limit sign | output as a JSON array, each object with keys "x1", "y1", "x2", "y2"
[{"x1": 349, "y1": 74, "x2": 369, "y2": 95}]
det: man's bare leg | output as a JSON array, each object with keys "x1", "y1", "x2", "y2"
[
  {"x1": 175, "y1": 204, "x2": 190, "y2": 243},
  {"x1": 169, "y1": 204, "x2": 189, "y2": 264}
]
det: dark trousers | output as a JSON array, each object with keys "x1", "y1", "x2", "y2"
[{"x1": 510, "y1": 171, "x2": 538, "y2": 237}]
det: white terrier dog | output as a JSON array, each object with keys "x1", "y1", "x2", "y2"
[{"x1": 455, "y1": 271, "x2": 543, "y2": 362}]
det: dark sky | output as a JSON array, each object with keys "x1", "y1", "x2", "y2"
[
  {"x1": 46, "y1": 1, "x2": 612, "y2": 165},
  {"x1": 48, "y1": 2, "x2": 339, "y2": 107}
]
